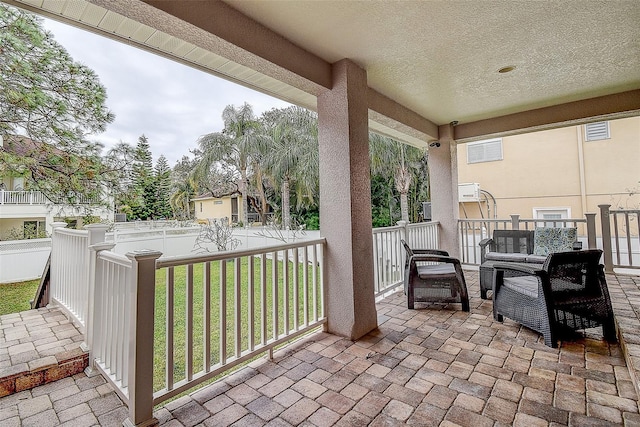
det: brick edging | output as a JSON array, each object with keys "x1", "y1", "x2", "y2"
[{"x1": 0, "y1": 348, "x2": 88, "y2": 397}]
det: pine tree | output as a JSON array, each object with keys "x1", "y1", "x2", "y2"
[{"x1": 154, "y1": 155, "x2": 173, "y2": 219}]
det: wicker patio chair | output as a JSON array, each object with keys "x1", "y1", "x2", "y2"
[
  {"x1": 401, "y1": 240, "x2": 469, "y2": 311},
  {"x1": 493, "y1": 249, "x2": 616, "y2": 348}
]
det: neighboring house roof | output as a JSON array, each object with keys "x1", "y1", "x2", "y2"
[{"x1": 192, "y1": 191, "x2": 241, "y2": 202}]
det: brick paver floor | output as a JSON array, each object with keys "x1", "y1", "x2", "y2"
[{"x1": 3, "y1": 269, "x2": 640, "y2": 426}]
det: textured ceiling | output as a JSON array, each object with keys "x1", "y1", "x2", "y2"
[
  {"x1": 6, "y1": 0, "x2": 640, "y2": 146},
  {"x1": 225, "y1": 0, "x2": 640, "y2": 125}
]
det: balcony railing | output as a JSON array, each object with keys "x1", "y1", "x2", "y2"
[
  {"x1": 0, "y1": 189, "x2": 101, "y2": 205},
  {"x1": 0, "y1": 190, "x2": 49, "y2": 205}
]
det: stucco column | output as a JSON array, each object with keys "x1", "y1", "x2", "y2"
[
  {"x1": 429, "y1": 124, "x2": 460, "y2": 258},
  {"x1": 317, "y1": 59, "x2": 378, "y2": 340}
]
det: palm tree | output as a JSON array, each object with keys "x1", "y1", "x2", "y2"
[
  {"x1": 195, "y1": 103, "x2": 262, "y2": 225},
  {"x1": 261, "y1": 106, "x2": 319, "y2": 229},
  {"x1": 369, "y1": 133, "x2": 426, "y2": 223}
]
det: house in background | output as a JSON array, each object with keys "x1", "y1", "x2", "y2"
[
  {"x1": 0, "y1": 135, "x2": 114, "y2": 239},
  {"x1": 457, "y1": 116, "x2": 640, "y2": 229},
  {"x1": 192, "y1": 192, "x2": 274, "y2": 226}
]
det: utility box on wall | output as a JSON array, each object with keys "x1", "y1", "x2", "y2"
[
  {"x1": 422, "y1": 202, "x2": 432, "y2": 221},
  {"x1": 458, "y1": 183, "x2": 480, "y2": 203}
]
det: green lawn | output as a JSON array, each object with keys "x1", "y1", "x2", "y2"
[{"x1": 0, "y1": 279, "x2": 39, "y2": 316}]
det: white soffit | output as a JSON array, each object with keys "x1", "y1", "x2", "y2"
[{"x1": 9, "y1": 0, "x2": 318, "y2": 113}]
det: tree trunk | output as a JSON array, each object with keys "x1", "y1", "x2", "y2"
[
  {"x1": 240, "y1": 168, "x2": 249, "y2": 225},
  {"x1": 282, "y1": 178, "x2": 291, "y2": 229},
  {"x1": 400, "y1": 191, "x2": 409, "y2": 223}
]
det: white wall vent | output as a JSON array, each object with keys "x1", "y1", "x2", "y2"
[{"x1": 458, "y1": 183, "x2": 480, "y2": 202}]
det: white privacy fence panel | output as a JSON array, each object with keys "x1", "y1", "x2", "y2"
[
  {"x1": 152, "y1": 238, "x2": 326, "y2": 405},
  {"x1": 0, "y1": 238, "x2": 51, "y2": 284}
]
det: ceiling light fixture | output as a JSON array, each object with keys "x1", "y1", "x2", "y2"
[{"x1": 498, "y1": 66, "x2": 516, "y2": 74}]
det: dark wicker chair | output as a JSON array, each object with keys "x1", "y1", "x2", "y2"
[
  {"x1": 493, "y1": 249, "x2": 616, "y2": 348},
  {"x1": 401, "y1": 240, "x2": 469, "y2": 311}
]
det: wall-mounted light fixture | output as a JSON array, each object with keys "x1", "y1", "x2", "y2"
[{"x1": 429, "y1": 142, "x2": 441, "y2": 148}]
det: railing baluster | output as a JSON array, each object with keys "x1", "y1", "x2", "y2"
[
  {"x1": 220, "y1": 259, "x2": 227, "y2": 365},
  {"x1": 186, "y1": 264, "x2": 194, "y2": 381},
  {"x1": 293, "y1": 247, "x2": 299, "y2": 331},
  {"x1": 272, "y1": 251, "x2": 279, "y2": 341},
  {"x1": 312, "y1": 245, "x2": 318, "y2": 322},
  {"x1": 235, "y1": 257, "x2": 242, "y2": 357},
  {"x1": 303, "y1": 246, "x2": 309, "y2": 326},
  {"x1": 283, "y1": 250, "x2": 290, "y2": 334},
  {"x1": 204, "y1": 262, "x2": 211, "y2": 372},
  {"x1": 166, "y1": 267, "x2": 174, "y2": 390},
  {"x1": 248, "y1": 255, "x2": 255, "y2": 351},
  {"x1": 260, "y1": 254, "x2": 267, "y2": 346}
]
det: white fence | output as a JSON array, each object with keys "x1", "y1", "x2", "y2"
[{"x1": 0, "y1": 238, "x2": 51, "y2": 283}]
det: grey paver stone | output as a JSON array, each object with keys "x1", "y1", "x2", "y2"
[
  {"x1": 58, "y1": 402, "x2": 91, "y2": 423},
  {"x1": 246, "y1": 396, "x2": 285, "y2": 421},
  {"x1": 88, "y1": 392, "x2": 124, "y2": 416},
  {"x1": 279, "y1": 397, "x2": 320, "y2": 425},
  {"x1": 171, "y1": 400, "x2": 210, "y2": 427},
  {"x1": 226, "y1": 383, "x2": 262, "y2": 405},
  {"x1": 18, "y1": 394, "x2": 52, "y2": 418},
  {"x1": 22, "y1": 409, "x2": 59, "y2": 427}
]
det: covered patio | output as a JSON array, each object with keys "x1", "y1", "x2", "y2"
[
  {"x1": 3, "y1": 270, "x2": 640, "y2": 426},
  {"x1": 2, "y1": 0, "x2": 640, "y2": 425}
]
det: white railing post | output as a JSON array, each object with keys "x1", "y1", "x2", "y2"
[
  {"x1": 585, "y1": 213, "x2": 597, "y2": 249},
  {"x1": 125, "y1": 250, "x2": 162, "y2": 427},
  {"x1": 0, "y1": 189, "x2": 4, "y2": 205},
  {"x1": 84, "y1": 242, "x2": 116, "y2": 372},
  {"x1": 397, "y1": 220, "x2": 408, "y2": 243},
  {"x1": 49, "y1": 222, "x2": 68, "y2": 305},
  {"x1": 510, "y1": 214, "x2": 520, "y2": 230},
  {"x1": 82, "y1": 224, "x2": 111, "y2": 360},
  {"x1": 599, "y1": 204, "x2": 614, "y2": 273}
]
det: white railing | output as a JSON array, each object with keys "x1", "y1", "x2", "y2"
[
  {"x1": 152, "y1": 239, "x2": 326, "y2": 404},
  {"x1": 372, "y1": 221, "x2": 440, "y2": 296},
  {"x1": 49, "y1": 220, "x2": 439, "y2": 425},
  {"x1": 600, "y1": 205, "x2": 640, "y2": 270},
  {"x1": 91, "y1": 248, "x2": 133, "y2": 401},
  {"x1": 0, "y1": 190, "x2": 48, "y2": 205},
  {"x1": 50, "y1": 224, "x2": 90, "y2": 329},
  {"x1": 458, "y1": 214, "x2": 594, "y2": 265}
]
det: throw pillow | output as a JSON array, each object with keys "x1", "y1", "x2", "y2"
[{"x1": 533, "y1": 227, "x2": 577, "y2": 256}]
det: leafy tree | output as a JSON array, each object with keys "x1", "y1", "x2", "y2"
[
  {"x1": 369, "y1": 133, "x2": 426, "y2": 223},
  {"x1": 196, "y1": 103, "x2": 263, "y2": 224},
  {"x1": 104, "y1": 141, "x2": 138, "y2": 218},
  {"x1": 261, "y1": 106, "x2": 318, "y2": 229},
  {"x1": 0, "y1": 4, "x2": 114, "y2": 205}
]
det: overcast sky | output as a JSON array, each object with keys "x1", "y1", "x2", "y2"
[{"x1": 42, "y1": 18, "x2": 291, "y2": 166}]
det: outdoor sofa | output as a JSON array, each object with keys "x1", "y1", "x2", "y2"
[
  {"x1": 492, "y1": 249, "x2": 616, "y2": 348},
  {"x1": 479, "y1": 227, "x2": 581, "y2": 299}
]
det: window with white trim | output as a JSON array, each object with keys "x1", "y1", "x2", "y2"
[
  {"x1": 533, "y1": 208, "x2": 571, "y2": 227},
  {"x1": 584, "y1": 121, "x2": 610, "y2": 141},
  {"x1": 467, "y1": 138, "x2": 503, "y2": 164}
]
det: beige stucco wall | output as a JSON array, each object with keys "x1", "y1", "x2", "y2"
[
  {"x1": 194, "y1": 196, "x2": 242, "y2": 224},
  {"x1": 457, "y1": 117, "x2": 640, "y2": 224}
]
